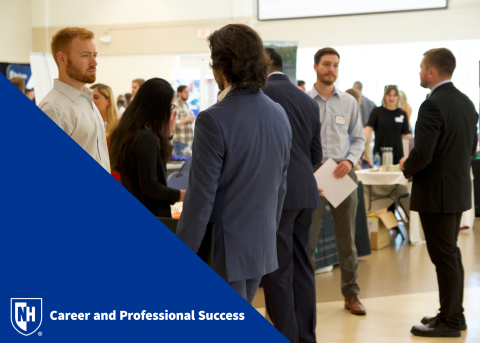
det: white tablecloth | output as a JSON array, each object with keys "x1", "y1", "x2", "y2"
[
  {"x1": 355, "y1": 169, "x2": 475, "y2": 245},
  {"x1": 355, "y1": 170, "x2": 408, "y2": 186}
]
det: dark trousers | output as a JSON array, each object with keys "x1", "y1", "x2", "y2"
[
  {"x1": 262, "y1": 209, "x2": 317, "y2": 343},
  {"x1": 228, "y1": 278, "x2": 261, "y2": 304},
  {"x1": 419, "y1": 212, "x2": 465, "y2": 330}
]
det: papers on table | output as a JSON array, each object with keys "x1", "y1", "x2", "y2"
[
  {"x1": 402, "y1": 137, "x2": 415, "y2": 182},
  {"x1": 314, "y1": 158, "x2": 358, "y2": 208}
]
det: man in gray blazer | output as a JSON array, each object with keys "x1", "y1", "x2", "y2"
[{"x1": 176, "y1": 24, "x2": 292, "y2": 304}]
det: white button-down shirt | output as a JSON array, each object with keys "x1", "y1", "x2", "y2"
[
  {"x1": 39, "y1": 79, "x2": 111, "y2": 172},
  {"x1": 307, "y1": 85, "x2": 366, "y2": 165}
]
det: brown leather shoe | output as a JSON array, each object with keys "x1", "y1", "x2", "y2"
[{"x1": 344, "y1": 294, "x2": 366, "y2": 315}]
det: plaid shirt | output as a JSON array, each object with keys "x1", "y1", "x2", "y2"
[{"x1": 173, "y1": 99, "x2": 194, "y2": 144}]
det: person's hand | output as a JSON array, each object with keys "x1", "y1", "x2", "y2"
[
  {"x1": 362, "y1": 155, "x2": 373, "y2": 167},
  {"x1": 318, "y1": 188, "x2": 324, "y2": 197},
  {"x1": 399, "y1": 157, "x2": 407, "y2": 172},
  {"x1": 189, "y1": 114, "x2": 196, "y2": 122},
  {"x1": 169, "y1": 110, "x2": 177, "y2": 136},
  {"x1": 180, "y1": 190, "x2": 186, "y2": 202},
  {"x1": 333, "y1": 160, "x2": 352, "y2": 179}
]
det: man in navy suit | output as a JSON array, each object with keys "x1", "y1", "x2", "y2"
[
  {"x1": 261, "y1": 48, "x2": 322, "y2": 343},
  {"x1": 176, "y1": 25, "x2": 292, "y2": 304}
]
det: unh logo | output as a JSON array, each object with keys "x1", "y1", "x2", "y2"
[{"x1": 11, "y1": 298, "x2": 42, "y2": 336}]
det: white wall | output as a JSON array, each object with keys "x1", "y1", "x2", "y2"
[
  {"x1": 30, "y1": 0, "x2": 252, "y2": 28},
  {"x1": 21, "y1": 0, "x2": 480, "y2": 118},
  {"x1": 0, "y1": 0, "x2": 32, "y2": 63},
  {"x1": 94, "y1": 53, "x2": 214, "y2": 106},
  {"x1": 94, "y1": 54, "x2": 161, "y2": 99}
]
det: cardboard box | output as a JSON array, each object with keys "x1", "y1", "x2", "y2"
[{"x1": 366, "y1": 208, "x2": 398, "y2": 250}]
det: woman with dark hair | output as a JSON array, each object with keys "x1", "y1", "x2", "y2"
[
  {"x1": 364, "y1": 85, "x2": 412, "y2": 164},
  {"x1": 109, "y1": 78, "x2": 185, "y2": 218}
]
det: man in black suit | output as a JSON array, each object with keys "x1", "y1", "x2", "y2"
[
  {"x1": 261, "y1": 48, "x2": 322, "y2": 343},
  {"x1": 400, "y1": 48, "x2": 478, "y2": 338}
]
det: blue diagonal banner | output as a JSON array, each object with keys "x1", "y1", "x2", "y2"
[{"x1": 0, "y1": 74, "x2": 287, "y2": 342}]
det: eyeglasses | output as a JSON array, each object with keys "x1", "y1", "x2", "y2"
[{"x1": 171, "y1": 104, "x2": 176, "y2": 111}]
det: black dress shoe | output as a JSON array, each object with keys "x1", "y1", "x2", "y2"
[
  {"x1": 411, "y1": 317, "x2": 461, "y2": 337},
  {"x1": 421, "y1": 316, "x2": 467, "y2": 331}
]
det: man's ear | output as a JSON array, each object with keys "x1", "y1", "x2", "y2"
[{"x1": 57, "y1": 52, "x2": 67, "y2": 67}]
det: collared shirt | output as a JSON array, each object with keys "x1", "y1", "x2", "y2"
[
  {"x1": 217, "y1": 85, "x2": 233, "y2": 102},
  {"x1": 39, "y1": 79, "x2": 110, "y2": 172},
  {"x1": 428, "y1": 80, "x2": 452, "y2": 97},
  {"x1": 267, "y1": 71, "x2": 284, "y2": 78},
  {"x1": 173, "y1": 99, "x2": 194, "y2": 145},
  {"x1": 307, "y1": 85, "x2": 366, "y2": 165}
]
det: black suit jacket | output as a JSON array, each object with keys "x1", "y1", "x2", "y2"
[
  {"x1": 264, "y1": 73, "x2": 322, "y2": 210},
  {"x1": 403, "y1": 83, "x2": 478, "y2": 213}
]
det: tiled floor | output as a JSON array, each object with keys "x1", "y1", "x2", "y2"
[{"x1": 253, "y1": 218, "x2": 480, "y2": 342}]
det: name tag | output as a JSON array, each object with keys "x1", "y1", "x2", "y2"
[
  {"x1": 335, "y1": 114, "x2": 348, "y2": 125},
  {"x1": 395, "y1": 115, "x2": 404, "y2": 123}
]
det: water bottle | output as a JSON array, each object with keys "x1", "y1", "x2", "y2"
[
  {"x1": 381, "y1": 147, "x2": 393, "y2": 168},
  {"x1": 374, "y1": 152, "x2": 381, "y2": 169}
]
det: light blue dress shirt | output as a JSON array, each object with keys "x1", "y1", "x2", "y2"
[
  {"x1": 428, "y1": 80, "x2": 452, "y2": 98},
  {"x1": 307, "y1": 85, "x2": 366, "y2": 165}
]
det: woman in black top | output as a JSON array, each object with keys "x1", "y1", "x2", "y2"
[
  {"x1": 364, "y1": 85, "x2": 412, "y2": 164},
  {"x1": 109, "y1": 78, "x2": 185, "y2": 217}
]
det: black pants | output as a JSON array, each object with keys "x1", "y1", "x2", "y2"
[
  {"x1": 262, "y1": 209, "x2": 316, "y2": 343},
  {"x1": 419, "y1": 212, "x2": 465, "y2": 330}
]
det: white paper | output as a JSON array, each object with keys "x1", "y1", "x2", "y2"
[{"x1": 314, "y1": 158, "x2": 358, "y2": 208}]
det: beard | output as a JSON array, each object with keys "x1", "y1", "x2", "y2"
[
  {"x1": 318, "y1": 72, "x2": 337, "y2": 86},
  {"x1": 66, "y1": 60, "x2": 96, "y2": 84},
  {"x1": 420, "y1": 77, "x2": 429, "y2": 89}
]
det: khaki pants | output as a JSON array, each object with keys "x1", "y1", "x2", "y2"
[{"x1": 309, "y1": 169, "x2": 360, "y2": 298}]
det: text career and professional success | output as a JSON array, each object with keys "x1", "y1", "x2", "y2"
[{"x1": 50, "y1": 310, "x2": 245, "y2": 321}]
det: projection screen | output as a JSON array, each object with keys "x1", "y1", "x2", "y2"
[{"x1": 258, "y1": 0, "x2": 448, "y2": 21}]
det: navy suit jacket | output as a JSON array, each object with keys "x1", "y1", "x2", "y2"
[
  {"x1": 176, "y1": 88, "x2": 292, "y2": 282},
  {"x1": 264, "y1": 73, "x2": 322, "y2": 210}
]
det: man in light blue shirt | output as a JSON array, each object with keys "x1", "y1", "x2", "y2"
[{"x1": 306, "y1": 47, "x2": 367, "y2": 315}]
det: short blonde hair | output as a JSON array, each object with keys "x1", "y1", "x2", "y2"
[
  {"x1": 51, "y1": 27, "x2": 94, "y2": 66},
  {"x1": 132, "y1": 79, "x2": 145, "y2": 87}
]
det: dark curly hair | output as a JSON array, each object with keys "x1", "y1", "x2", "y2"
[{"x1": 208, "y1": 24, "x2": 270, "y2": 93}]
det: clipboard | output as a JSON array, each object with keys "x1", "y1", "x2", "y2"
[{"x1": 157, "y1": 217, "x2": 215, "y2": 267}]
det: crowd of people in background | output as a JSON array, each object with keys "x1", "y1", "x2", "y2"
[{"x1": 9, "y1": 22, "x2": 478, "y2": 341}]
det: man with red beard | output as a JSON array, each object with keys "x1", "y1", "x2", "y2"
[{"x1": 39, "y1": 27, "x2": 110, "y2": 172}]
